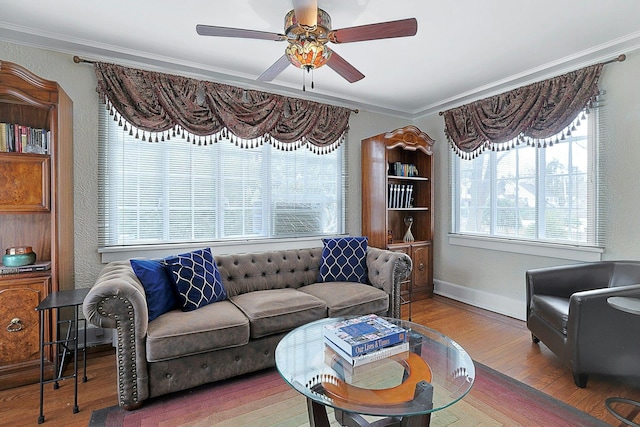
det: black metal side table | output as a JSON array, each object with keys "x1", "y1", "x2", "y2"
[
  {"x1": 35, "y1": 287, "x2": 90, "y2": 424},
  {"x1": 605, "y1": 296, "x2": 640, "y2": 427}
]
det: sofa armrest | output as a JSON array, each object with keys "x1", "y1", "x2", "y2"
[
  {"x1": 82, "y1": 261, "x2": 150, "y2": 409},
  {"x1": 366, "y1": 247, "x2": 412, "y2": 319}
]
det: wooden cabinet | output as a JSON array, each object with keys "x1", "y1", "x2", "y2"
[
  {"x1": 362, "y1": 126, "x2": 434, "y2": 300},
  {"x1": 0, "y1": 60, "x2": 74, "y2": 389},
  {"x1": 387, "y1": 241, "x2": 432, "y2": 300}
]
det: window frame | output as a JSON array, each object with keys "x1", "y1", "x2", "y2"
[
  {"x1": 449, "y1": 111, "x2": 604, "y2": 262},
  {"x1": 97, "y1": 108, "x2": 348, "y2": 261}
]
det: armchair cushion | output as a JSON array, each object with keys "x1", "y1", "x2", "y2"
[
  {"x1": 527, "y1": 261, "x2": 640, "y2": 387},
  {"x1": 530, "y1": 295, "x2": 569, "y2": 335}
]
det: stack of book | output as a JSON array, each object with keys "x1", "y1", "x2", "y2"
[
  {"x1": 388, "y1": 184, "x2": 414, "y2": 208},
  {"x1": 0, "y1": 260, "x2": 51, "y2": 275},
  {"x1": 388, "y1": 162, "x2": 418, "y2": 177},
  {"x1": 323, "y1": 314, "x2": 409, "y2": 367}
]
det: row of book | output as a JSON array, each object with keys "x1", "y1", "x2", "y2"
[
  {"x1": 0, "y1": 261, "x2": 51, "y2": 275},
  {"x1": 0, "y1": 123, "x2": 51, "y2": 154},
  {"x1": 389, "y1": 162, "x2": 419, "y2": 177},
  {"x1": 388, "y1": 184, "x2": 414, "y2": 209},
  {"x1": 323, "y1": 314, "x2": 409, "y2": 368}
]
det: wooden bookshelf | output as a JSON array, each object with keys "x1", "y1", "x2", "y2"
[
  {"x1": 362, "y1": 126, "x2": 434, "y2": 300},
  {"x1": 0, "y1": 60, "x2": 74, "y2": 389}
]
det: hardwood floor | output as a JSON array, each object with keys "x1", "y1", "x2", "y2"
[{"x1": 1, "y1": 295, "x2": 638, "y2": 426}]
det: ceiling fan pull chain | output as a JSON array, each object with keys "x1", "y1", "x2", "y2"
[
  {"x1": 311, "y1": 68, "x2": 315, "y2": 89},
  {"x1": 302, "y1": 69, "x2": 306, "y2": 92}
]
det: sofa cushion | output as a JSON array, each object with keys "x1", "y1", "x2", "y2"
[
  {"x1": 530, "y1": 295, "x2": 570, "y2": 335},
  {"x1": 230, "y1": 289, "x2": 327, "y2": 339},
  {"x1": 318, "y1": 236, "x2": 368, "y2": 284},
  {"x1": 146, "y1": 300, "x2": 249, "y2": 362},
  {"x1": 130, "y1": 258, "x2": 178, "y2": 321},
  {"x1": 164, "y1": 247, "x2": 227, "y2": 311},
  {"x1": 300, "y1": 282, "x2": 389, "y2": 317}
]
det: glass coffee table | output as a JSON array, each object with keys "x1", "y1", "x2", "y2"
[{"x1": 275, "y1": 317, "x2": 474, "y2": 427}]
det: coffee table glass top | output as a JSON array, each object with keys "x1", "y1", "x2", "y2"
[{"x1": 275, "y1": 317, "x2": 475, "y2": 418}]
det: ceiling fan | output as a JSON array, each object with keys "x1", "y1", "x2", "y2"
[{"x1": 196, "y1": 0, "x2": 418, "y2": 89}]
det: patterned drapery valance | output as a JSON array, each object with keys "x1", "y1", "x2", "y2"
[
  {"x1": 94, "y1": 62, "x2": 352, "y2": 153},
  {"x1": 443, "y1": 63, "x2": 603, "y2": 159}
]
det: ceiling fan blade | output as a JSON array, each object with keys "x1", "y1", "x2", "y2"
[
  {"x1": 257, "y1": 55, "x2": 291, "y2": 82},
  {"x1": 329, "y1": 18, "x2": 418, "y2": 43},
  {"x1": 293, "y1": 0, "x2": 318, "y2": 27},
  {"x1": 326, "y1": 49, "x2": 364, "y2": 83},
  {"x1": 196, "y1": 24, "x2": 285, "y2": 41}
]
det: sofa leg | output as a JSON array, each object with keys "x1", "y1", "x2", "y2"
[
  {"x1": 573, "y1": 373, "x2": 588, "y2": 388},
  {"x1": 122, "y1": 401, "x2": 144, "y2": 411},
  {"x1": 531, "y1": 333, "x2": 540, "y2": 344}
]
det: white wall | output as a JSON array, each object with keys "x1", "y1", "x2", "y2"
[{"x1": 414, "y1": 50, "x2": 640, "y2": 319}]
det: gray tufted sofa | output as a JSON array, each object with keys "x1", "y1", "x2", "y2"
[{"x1": 83, "y1": 246, "x2": 412, "y2": 409}]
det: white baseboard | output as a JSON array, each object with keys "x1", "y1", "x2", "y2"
[{"x1": 433, "y1": 279, "x2": 527, "y2": 321}]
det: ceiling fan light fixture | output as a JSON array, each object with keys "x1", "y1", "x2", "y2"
[
  {"x1": 285, "y1": 38, "x2": 332, "y2": 70},
  {"x1": 284, "y1": 8, "x2": 331, "y2": 37}
]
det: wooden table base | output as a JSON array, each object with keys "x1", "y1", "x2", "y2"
[{"x1": 307, "y1": 398, "x2": 432, "y2": 427}]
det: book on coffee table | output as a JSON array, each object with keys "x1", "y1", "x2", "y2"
[
  {"x1": 323, "y1": 314, "x2": 407, "y2": 357},
  {"x1": 324, "y1": 336, "x2": 409, "y2": 368}
]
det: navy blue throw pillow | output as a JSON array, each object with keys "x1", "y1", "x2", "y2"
[
  {"x1": 130, "y1": 259, "x2": 178, "y2": 321},
  {"x1": 318, "y1": 236, "x2": 368, "y2": 284},
  {"x1": 164, "y1": 247, "x2": 227, "y2": 311}
]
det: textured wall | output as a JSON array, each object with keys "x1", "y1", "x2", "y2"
[
  {"x1": 0, "y1": 41, "x2": 102, "y2": 289},
  {"x1": 0, "y1": 40, "x2": 408, "y2": 289},
  {"x1": 415, "y1": 50, "x2": 640, "y2": 317},
  {"x1": 8, "y1": 38, "x2": 635, "y2": 319}
]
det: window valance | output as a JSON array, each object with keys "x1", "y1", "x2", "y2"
[
  {"x1": 94, "y1": 62, "x2": 352, "y2": 153},
  {"x1": 443, "y1": 63, "x2": 604, "y2": 159}
]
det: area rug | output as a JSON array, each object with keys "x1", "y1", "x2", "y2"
[{"x1": 89, "y1": 362, "x2": 609, "y2": 427}]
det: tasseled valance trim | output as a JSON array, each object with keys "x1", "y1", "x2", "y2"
[
  {"x1": 95, "y1": 62, "x2": 351, "y2": 154},
  {"x1": 443, "y1": 63, "x2": 603, "y2": 159}
]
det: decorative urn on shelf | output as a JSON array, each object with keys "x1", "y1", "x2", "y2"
[{"x1": 2, "y1": 246, "x2": 37, "y2": 267}]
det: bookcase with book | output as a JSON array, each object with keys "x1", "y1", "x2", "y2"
[
  {"x1": 0, "y1": 60, "x2": 74, "y2": 389},
  {"x1": 361, "y1": 126, "x2": 435, "y2": 302}
]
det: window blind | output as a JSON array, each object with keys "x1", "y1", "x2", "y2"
[{"x1": 98, "y1": 108, "x2": 346, "y2": 248}]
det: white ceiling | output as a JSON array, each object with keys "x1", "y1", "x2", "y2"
[{"x1": 1, "y1": 0, "x2": 639, "y2": 118}]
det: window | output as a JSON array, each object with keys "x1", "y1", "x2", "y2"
[
  {"x1": 98, "y1": 109, "x2": 346, "y2": 248},
  {"x1": 452, "y1": 113, "x2": 600, "y2": 247}
]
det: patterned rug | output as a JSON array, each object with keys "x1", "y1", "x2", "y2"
[{"x1": 89, "y1": 362, "x2": 608, "y2": 427}]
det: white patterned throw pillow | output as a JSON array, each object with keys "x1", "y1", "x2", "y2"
[{"x1": 164, "y1": 247, "x2": 227, "y2": 311}]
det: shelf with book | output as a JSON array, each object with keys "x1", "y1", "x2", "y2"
[{"x1": 0, "y1": 121, "x2": 51, "y2": 154}]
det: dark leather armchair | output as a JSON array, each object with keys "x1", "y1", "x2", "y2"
[{"x1": 526, "y1": 261, "x2": 640, "y2": 387}]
